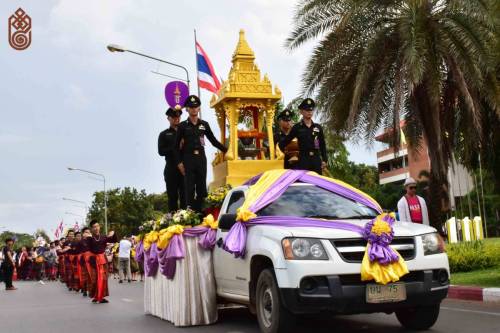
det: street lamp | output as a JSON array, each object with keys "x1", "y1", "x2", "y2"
[
  {"x1": 65, "y1": 211, "x2": 85, "y2": 218},
  {"x1": 106, "y1": 43, "x2": 191, "y2": 90},
  {"x1": 67, "y1": 167, "x2": 108, "y2": 234},
  {"x1": 62, "y1": 197, "x2": 89, "y2": 223}
]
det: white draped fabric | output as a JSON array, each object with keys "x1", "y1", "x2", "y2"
[{"x1": 144, "y1": 237, "x2": 218, "y2": 326}]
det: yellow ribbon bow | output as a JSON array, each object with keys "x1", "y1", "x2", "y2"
[
  {"x1": 201, "y1": 214, "x2": 219, "y2": 229},
  {"x1": 156, "y1": 224, "x2": 184, "y2": 250},
  {"x1": 236, "y1": 208, "x2": 257, "y2": 222},
  {"x1": 143, "y1": 230, "x2": 159, "y2": 250}
]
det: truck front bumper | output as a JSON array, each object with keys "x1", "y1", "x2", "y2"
[{"x1": 279, "y1": 269, "x2": 449, "y2": 314}]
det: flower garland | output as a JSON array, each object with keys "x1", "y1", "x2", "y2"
[{"x1": 205, "y1": 185, "x2": 232, "y2": 209}]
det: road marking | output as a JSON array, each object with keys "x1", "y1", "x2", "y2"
[
  {"x1": 441, "y1": 306, "x2": 500, "y2": 317},
  {"x1": 121, "y1": 298, "x2": 133, "y2": 302}
]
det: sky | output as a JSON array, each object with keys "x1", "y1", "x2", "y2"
[{"x1": 0, "y1": 0, "x2": 380, "y2": 236}]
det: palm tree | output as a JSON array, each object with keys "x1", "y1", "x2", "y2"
[{"x1": 286, "y1": 0, "x2": 499, "y2": 227}]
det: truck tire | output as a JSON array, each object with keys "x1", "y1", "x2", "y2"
[
  {"x1": 256, "y1": 268, "x2": 296, "y2": 333},
  {"x1": 395, "y1": 303, "x2": 440, "y2": 330}
]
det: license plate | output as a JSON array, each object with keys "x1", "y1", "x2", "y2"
[{"x1": 366, "y1": 283, "x2": 406, "y2": 303}]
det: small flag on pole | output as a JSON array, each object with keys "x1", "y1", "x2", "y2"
[
  {"x1": 54, "y1": 220, "x2": 63, "y2": 239},
  {"x1": 73, "y1": 222, "x2": 80, "y2": 232},
  {"x1": 195, "y1": 41, "x2": 221, "y2": 94}
]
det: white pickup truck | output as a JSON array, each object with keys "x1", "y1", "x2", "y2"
[{"x1": 213, "y1": 183, "x2": 449, "y2": 333}]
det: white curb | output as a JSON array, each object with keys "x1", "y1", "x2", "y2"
[{"x1": 483, "y1": 288, "x2": 500, "y2": 303}]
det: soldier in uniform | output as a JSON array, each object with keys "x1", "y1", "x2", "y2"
[
  {"x1": 279, "y1": 98, "x2": 327, "y2": 174},
  {"x1": 174, "y1": 95, "x2": 227, "y2": 212},
  {"x1": 274, "y1": 109, "x2": 298, "y2": 169},
  {"x1": 158, "y1": 107, "x2": 185, "y2": 212}
]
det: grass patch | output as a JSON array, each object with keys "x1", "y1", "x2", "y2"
[
  {"x1": 450, "y1": 266, "x2": 500, "y2": 288},
  {"x1": 484, "y1": 237, "x2": 500, "y2": 245}
]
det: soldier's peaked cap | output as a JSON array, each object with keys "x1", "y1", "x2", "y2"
[
  {"x1": 184, "y1": 95, "x2": 201, "y2": 108},
  {"x1": 277, "y1": 109, "x2": 293, "y2": 120},
  {"x1": 298, "y1": 98, "x2": 315, "y2": 110},
  {"x1": 166, "y1": 107, "x2": 182, "y2": 117}
]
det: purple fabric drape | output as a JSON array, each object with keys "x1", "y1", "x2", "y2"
[
  {"x1": 135, "y1": 241, "x2": 144, "y2": 262},
  {"x1": 144, "y1": 242, "x2": 159, "y2": 277},
  {"x1": 243, "y1": 173, "x2": 263, "y2": 186},
  {"x1": 159, "y1": 234, "x2": 184, "y2": 279},
  {"x1": 224, "y1": 169, "x2": 382, "y2": 258},
  {"x1": 248, "y1": 170, "x2": 307, "y2": 212},
  {"x1": 223, "y1": 216, "x2": 365, "y2": 258},
  {"x1": 362, "y1": 214, "x2": 400, "y2": 264},
  {"x1": 137, "y1": 226, "x2": 217, "y2": 280},
  {"x1": 299, "y1": 173, "x2": 381, "y2": 213},
  {"x1": 242, "y1": 170, "x2": 381, "y2": 213}
]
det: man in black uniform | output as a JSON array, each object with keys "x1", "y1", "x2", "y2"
[
  {"x1": 158, "y1": 107, "x2": 185, "y2": 212},
  {"x1": 274, "y1": 109, "x2": 297, "y2": 169},
  {"x1": 174, "y1": 95, "x2": 227, "y2": 212},
  {"x1": 279, "y1": 98, "x2": 327, "y2": 174}
]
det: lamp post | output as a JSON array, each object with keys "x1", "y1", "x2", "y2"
[
  {"x1": 65, "y1": 212, "x2": 84, "y2": 218},
  {"x1": 67, "y1": 167, "x2": 108, "y2": 234},
  {"x1": 62, "y1": 197, "x2": 89, "y2": 223},
  {"x1": 107, "y1": 44, "x2": 190, "y2": 91}
]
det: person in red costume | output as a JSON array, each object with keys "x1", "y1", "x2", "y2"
[
  {"x1": 61, "y1": 230, "x2": 75, "y2": 290},
  {"x1": 397, "y1": 177, "x2": 429, "y2": 225},
  {"x1": 84, "y1": 220, "x2": 117, "y2": 304},
  {"x1": 78, "y1": 227, "x2": 92, "y2": 297}
]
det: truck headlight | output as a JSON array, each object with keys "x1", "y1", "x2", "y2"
[
  {"x1": 282, "y1": 238, "x2": 328, "y2": 260},
  {"x1": 422, "y1": 233, "x2": 446, "y2": 255}
]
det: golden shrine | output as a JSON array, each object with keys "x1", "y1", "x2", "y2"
[{"x1": 209, "y1": 30, "x2": 283, "y2": 188}]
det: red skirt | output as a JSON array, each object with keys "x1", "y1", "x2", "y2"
[
  {"x1": 73, "y1": 254, "x2": 81, "y2": 290},
  {"x1": 65, "y1": 255, "x2": 73, "y2": 288},
  {"x1": 58, "y1": 255, "x2": 65, "y2": 282},
  {"x1": 90, "y1": 253, "x2": 109, "y2": 301}
]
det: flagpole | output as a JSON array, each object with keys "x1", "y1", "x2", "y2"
[{"x1": 194, "y1": 29, "x2": 202, "y2": 119}]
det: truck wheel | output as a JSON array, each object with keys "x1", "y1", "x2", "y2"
[
  {"x1": 256, "y1": 268, "x2": 295, "y2": 333},
  {"x1": 395, "y1": 303, "x2": 440, "y2": 330}
]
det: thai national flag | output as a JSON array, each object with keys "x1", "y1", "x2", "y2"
[
  {"x1": 196, "y1": 41, "x2": 221, "y2": 94},
  {"x1": 54, "y1": 220, "x2": 63, "y2": 239}
]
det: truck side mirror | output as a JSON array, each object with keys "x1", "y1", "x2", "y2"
[{"x1": 218, "y1": 214, "x2": 238, "y2": 231}]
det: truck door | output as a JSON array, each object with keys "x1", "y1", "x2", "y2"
[{"x1": 213, "y1": 190, "x2": 250, "y2": 297}]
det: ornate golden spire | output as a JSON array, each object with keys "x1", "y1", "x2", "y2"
[{"x1": 232, "y1": 29, "x2": 255, "y2": 62}]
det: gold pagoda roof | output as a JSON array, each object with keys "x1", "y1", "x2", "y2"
[{"x1": 210, "y1": 29, "x2": 281, "y2": 108}]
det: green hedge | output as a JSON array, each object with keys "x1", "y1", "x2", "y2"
[{"x1": 447, "y1": 240, "x2": 500, "y2": 273}]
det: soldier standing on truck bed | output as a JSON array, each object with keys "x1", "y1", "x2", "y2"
[
  {"x1": 158, "y1": 106, "x2": 185, "y2": 212},
  {"x1": 174, "y1": 95, "x2": 227, "y2": 213},
  {"x1": 278, "y1": 98, "x2": 327, "y2": 175},
  {"x1": 274, "y1": 109, "x2": 298, "y2": 169}
]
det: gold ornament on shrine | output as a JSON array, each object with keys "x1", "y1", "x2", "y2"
[{"x1": 209, "y1": 29, "x2": 283, "y2": 188}]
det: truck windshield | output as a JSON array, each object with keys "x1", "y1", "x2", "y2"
[{"x1": 257, "y1": 185, "x2": 378, "y2": 219}]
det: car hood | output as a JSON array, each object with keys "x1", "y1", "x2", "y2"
[{"x1": 285, "y1": 219, "x2": 436, "y2": 238}]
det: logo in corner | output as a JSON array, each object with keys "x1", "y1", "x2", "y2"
[{"x1": 8, "y1": 8, "x2": 32, "y2": 51}]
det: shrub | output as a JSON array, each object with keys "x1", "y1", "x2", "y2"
[{"x1": 447, "y1": 240, "x2": 499, "y2": 273}]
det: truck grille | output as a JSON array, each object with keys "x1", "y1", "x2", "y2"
[
  {"x1": 330, "y1": 237, "x2": 416, "y2": 263},
  {"x1": 339, "y1": 270, "x2": 424, "y2": 285}
]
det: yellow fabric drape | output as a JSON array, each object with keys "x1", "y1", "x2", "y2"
[
  {"x1": 201, "y1": 214, "x2": 219, "y2": 229},
  {"x1": 143, "y1": 230, "x2": 159, "y2": 250},
  {"x1": 236, "y1": 169, "x2": 288, "y2": 221},
  {"x1": 156, "y1": 225, "x2": 185, "y2": 250},
  {"x1": 360, "y1": 246, "x2": 409, "y2": 285}
]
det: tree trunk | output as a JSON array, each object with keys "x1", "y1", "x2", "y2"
[{"x1": 412, "y1": 84, "x2": 450, "y2": 230}]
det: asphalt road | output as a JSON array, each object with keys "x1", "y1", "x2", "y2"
[{"x1": 1, "y1": 280, "x2": 499, "y2": 333}]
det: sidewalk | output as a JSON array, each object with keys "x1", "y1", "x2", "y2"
[{"x1": 448, "y1": 285, "x2": 500, "y2": 303}]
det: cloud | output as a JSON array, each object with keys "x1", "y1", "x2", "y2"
[
  {"x1": 63, "y1": 84, "x2": 89, "y2": 111},
  {"x1": 0, "y1": 134, "x2": 31, "y2": 145}
]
